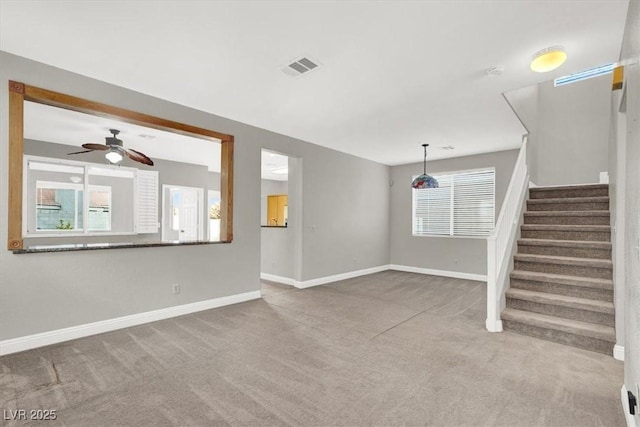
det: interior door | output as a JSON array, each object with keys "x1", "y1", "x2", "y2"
[{"x1": 179, "y1": 188, "x2": 199, "y2": 241}]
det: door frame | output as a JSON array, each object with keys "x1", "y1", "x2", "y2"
[{"x1": 161, "y1": 184, "x2": 204, "y2": 242}]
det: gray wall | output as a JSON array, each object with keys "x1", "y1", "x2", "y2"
[
  {"x1": 0, "y1": 51, "x2": 390, "y2": 340},
  {"x1": 389, "y1": 149, "x2": 518, "y2": 275},
  {"x1": 503, "y1": 85, "x2": 539, "y2": 184},
  {"x1": 619, "y1": 0, "x2": 640, "y2": 422},
  {"x1": 261, "y1": 227, "x2": 294, "y2": 279},
  {"x1": 506, "y1": 73, "x2": 613, "y2": 187},
  {"x1": 535, "y1": 75, "x2": 612, "y2": 186}
]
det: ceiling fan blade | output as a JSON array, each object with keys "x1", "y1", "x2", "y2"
[
  {"x1": 81, "y1": 143, "x2": 110, "y2": 151},
  {"x1": 68, "y1": 149, "x2": 95, "y2": 155},
  {"x1": 122, "y1": 148, "x2": 154, "y2": 166}
]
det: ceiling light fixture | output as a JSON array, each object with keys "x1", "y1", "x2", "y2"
[
  {"x1": 411, "y1": 144, "x2": 438, "y2": 189},
  {"x1": 105, "y1": 149, "x2": 123, "y2": 164},
  {"x1": 530, "y1": 46, "x2": 567, "y2": 73}
]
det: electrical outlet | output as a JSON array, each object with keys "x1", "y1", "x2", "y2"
[{"x1": 172, "y1": 283, "x2": 181, "y2": 294}]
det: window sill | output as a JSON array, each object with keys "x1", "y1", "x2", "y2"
[
  {"x1": 412, "y1": 234, "x2": 490, "y2": 240},
  {"x1": 13, "y1": 240, "x2": 229, "y2": 254},
  {"x1": 261, "y1": 225, "x2": 288, "y2": 228}
]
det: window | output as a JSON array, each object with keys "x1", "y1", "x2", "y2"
[
  {"x1": 35, "y1": 181, "x2": 83, "y2": 231},
  {"x1": 413, "y1": 168, "x2": 495, "y2": 237},
  {"x1": 24, "y1": 156, "x2": 158, "y2": 237}
]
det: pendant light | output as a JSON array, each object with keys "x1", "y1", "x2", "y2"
[{"x1": 411, "y1": 143, "x2": 438, "y2": 189}]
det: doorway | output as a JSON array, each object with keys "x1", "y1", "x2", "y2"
[
  {"x1": 260, "y1": 149, "x2": 302, "y2": 288},
  {"x1": 162, "y1": 185, "x2": 204, "y2": 242}
]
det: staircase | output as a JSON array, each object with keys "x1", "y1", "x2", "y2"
[{"x1": 501, "y1": 184, "x2": 615, "y2": 355}]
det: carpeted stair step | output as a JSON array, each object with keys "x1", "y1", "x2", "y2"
[
  {"x1": 527, "y1": 196, "x2": 608, "y2": 212},
  {"x1": 514, "y1": 254, "x2": 613, "y2": 279},
  {"x1": 517, "y1": 239, "x2": 612, "y2": 259},
  {"x1": 505, "y1": 288, "x2": 614, "y2": 327},
  {"x1": 520, "y1": 224, "x2": 610, "y2": 242},
  {"x1": 524, "y1": 210, "x2": 610, "y2": 225},
  {"x1": 501, "y1": 308, "x2": 615, "y2": 355},
  {"x1": 510, "y1": 270, "x2": 613, "y2": 302},
  {"x1": 529, "y1": 184, "x2": 609, "y2": 200}
]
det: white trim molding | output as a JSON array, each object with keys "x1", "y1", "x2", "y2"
[
  {"x1": 0, "y1": 290, "x2": 261, "y2": 356},
  {"x1": 622, "y1": 385, "x2": 638, "y2": 427},
  {"x1": 389, "y1": 264, "x2": 487, "y2": 282},
  {"x1": 486, "y1": 318, "x2": 504, "y2": 333},
  {"x1": 263, "y1": 265, "x2": 488, "y2": 289},
  {"x1": 295, "y1": 265, "x2": 391, "y2": 289},
  {"x1": 260, "y1": 273, "x2": 297, "y2": 287},
  {"x1": 614, "y1": 344, "x2": 625, "y2": 361}
]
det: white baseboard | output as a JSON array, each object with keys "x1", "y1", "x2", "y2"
[
  {"x1": 260, "y1": 273, "x2": 296, "y2": 286},
  {"x1": 486, "y1": 318, "x2": 503, "y2": 333},
  {"x1": 614, "y1": 344, "x2": 625, "y2": 361},
  {"x1": 295, "y1": 265, "x2": 391, "y2": 289},
  {"x1": 0, "y1": 290, "x2": 261, "y2": 356},
  {"x1": 622, "y1": 385, "x2": 638, "y2": 427},
  {"x1": 389, "y1": 264, "x2": 487, "y2": 282}
]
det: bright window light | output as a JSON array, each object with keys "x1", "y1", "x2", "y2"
[{"x1": 554, "y1": 63, "x2": 615, "y2": 87}]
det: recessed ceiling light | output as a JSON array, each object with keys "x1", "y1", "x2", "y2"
[
  {"x1": 138, "y1": 133, "x2": 156, "y2": 139},
  {"x1": 439, "y1": 146, "x2": 455, "y2": 150},
  {"x1": 530, "y1": 46, "x2": 567, "y2": 73}
]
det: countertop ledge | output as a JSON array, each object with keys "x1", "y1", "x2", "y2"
[{"x1": 13, "y1": 240, "x2": 229, "y2": 254}]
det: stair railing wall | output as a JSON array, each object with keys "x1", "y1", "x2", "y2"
[{"x1": 486, "y1": 136, "x2": 529, "y2": 332}]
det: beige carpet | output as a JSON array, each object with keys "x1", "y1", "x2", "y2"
[{"x1": 0, "y1": 271, "x2": 624, "y2": 426}]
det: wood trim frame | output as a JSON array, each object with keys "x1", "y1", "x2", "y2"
[{"x1": 7, "y1": 80, "x2": 234, "y2": 250}]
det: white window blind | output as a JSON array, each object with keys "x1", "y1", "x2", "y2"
[
  {"x1": 136, "y1": 170, "x2": 159, "y2": 234},
  {"x1": 413, "y1": 168, "x2": 495, "y2": 237}
]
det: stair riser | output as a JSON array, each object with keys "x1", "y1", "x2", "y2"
[
  {"x1": 529, "y1": 188, "x2": 609, "y2": 199},
  {"x1": 506, "y1": 298, "x2": 614, "y2": 327},
  {"x1": 517, "y1": 244, "x2": 611, "y2": 259},
  {"x1": 514, "y1": 260, "x2": 612, "y2": 279},
  {"x1": 527, "y1": 202, "x2": 609, "y2": 212},
  {"x1": 524, "y1": 215, "x2": 610, "y2": 225},
  {"x1": 510, "y1": 279, "x2": 613, "y2": 302},
  {"x1": 502, "y1": 320, "x2": 614, "y2": 355},
  {"x1": 520, "y1": 229, "x2": 610, "y2": 241}
]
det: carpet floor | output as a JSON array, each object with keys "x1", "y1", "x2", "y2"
[{"x1": 0, "y1": 271, "x2": 624, "y2": 426}]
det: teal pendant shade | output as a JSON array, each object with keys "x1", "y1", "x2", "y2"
[{"x1": 411, "y1": 144, "x2": 438, "y2": 189}]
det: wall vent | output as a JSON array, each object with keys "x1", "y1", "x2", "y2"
[{"x1": 282, "y1": 56, "x2": 321, "y2": 77}]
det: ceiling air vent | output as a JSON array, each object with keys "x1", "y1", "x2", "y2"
[{"x1": 282, "y1": 56, "x2": 321, "y2": 77}]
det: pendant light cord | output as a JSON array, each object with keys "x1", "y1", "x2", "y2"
[{"x1": 422, "y1": 143, "x2": 428, "y2": 175}]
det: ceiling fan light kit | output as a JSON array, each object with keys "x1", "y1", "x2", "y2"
[
  {"x1": 67, "y1": 129, "x2": 154, "y2": 166},
  {"x1": 105, "y1": 150, "x2": 123, "y2": 164},
  {"x1": 530, "y1": 46, "x2": 567, "y2": 73},
  {"x1": 411, "y1": 143, "x2": 439, "y2": 189}
]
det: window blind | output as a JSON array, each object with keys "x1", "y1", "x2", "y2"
[
  {"x1": 136, "y1": 170, "x2": 159, "y2": 234},
  {"x1": 413, "y1": 168, "x2": 495, "y2": 237}
]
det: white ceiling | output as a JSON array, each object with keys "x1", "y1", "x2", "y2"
[
  {"x1": 261, "y1": 150, "x2": 289, "y2": 182},
  {"x1": 24, "y1": 101, "x2": 222, "y2": 172},
  {"x1": 0, "y1": 1, "x2": 630, "y2": 165}
]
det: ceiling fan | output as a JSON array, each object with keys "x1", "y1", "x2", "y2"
[{"x1": 68, "y1": 129, "x2": 154, "y2": 166}]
